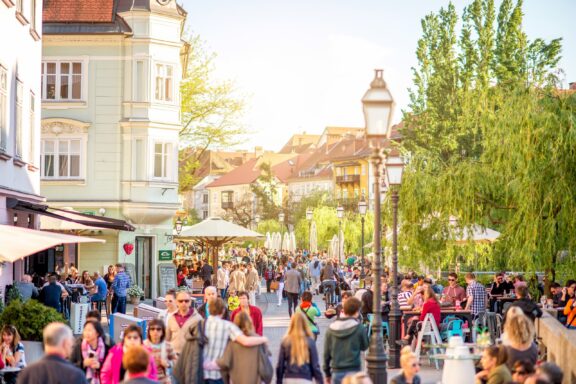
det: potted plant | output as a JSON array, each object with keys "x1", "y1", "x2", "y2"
[
  {"x1": 0, "y1": 299, "x2": 65, "y2": 364},
  {"x1": 127, "y1": 285, "x2": 144, "y2": 305}
]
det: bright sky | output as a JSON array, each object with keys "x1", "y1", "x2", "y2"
[{"x1": 181, "y1": 0, "x2": 576, "y2": 151}]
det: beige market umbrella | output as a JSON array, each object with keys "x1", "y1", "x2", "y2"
[{"x1": 0, "y1": 224, "x2": 105, "y2": 262}]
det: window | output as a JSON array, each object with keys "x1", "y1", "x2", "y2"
[
  {"x1": 203, "y1": 210, "x2": 208, "y2": 219},
  {"x1": 154, "y1": 63, "x2": 173, "y2": 102},
  {"x1": 29, "y1": 92, "x2": 35, "y2": 164},
  {"x1": 153, "y1": 142, "x2": 173, "y2": 179},
  {"x1": 15, "y1": 79, "x2": 23, "y2": 159},
  {"x1": 0, "y1": 66, "x2": 7, "y2": 152},
  {"x1": 133, "y1": 138, "x2": 145, "y2": 180},
  {"x1": 30, "y1": 0, "x2": 36, "y2": 30},
  {"x1": 41, "y1": 139, "x2": 81, "y2": 179},
  {"x1": 41, "y1": 61, "x2": 83, "y2": 101},
  {"x1": 135, "y1": 60, "x2": 145, "y2": 102},
  {"x1": 202, "y1": 194, "x2": 208, "y2": 204}
]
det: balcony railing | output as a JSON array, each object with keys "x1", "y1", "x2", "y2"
[
  {"x1": 336, "y1": 174, "x2": 360, "y2": 183},
  {"x1": 221, "y1": 201, "x2": 234, "y2": 209}
]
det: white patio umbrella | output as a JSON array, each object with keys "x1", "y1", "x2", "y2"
[
  {"x1": 282, "y1": 232, "x2": 290, "y2": 251},
  {"x1": 265, "y1": 232, "x2": 271, "y2": 249},
  {"x1": 273, "y1": 232, "x2": 281, "y2": 250},
  {"x1": 330, "y1": 235, "x2": 339, "y2": 259},
  {"x1": 339, "y1": 228, "x2": 345, "y2": 263},
  {"x1": 452, "y1": 225, "x2": 500, "y2": 244},
  {"x1": 0, "y1": 224, "x2": 105, "y2": 262},
  {"x1": 290, "y1": 232, "x2": 297, "y2": 253},
  {"x1": 310, "y1": 221, "x2": 318, "y2": 253}
]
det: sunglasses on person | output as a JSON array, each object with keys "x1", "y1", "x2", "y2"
[
  {"x1": 448, "y1": 278, "x2": 455, "y2": 282},
  {"x1": 178, "y1": 299, "x2": 191, "y2": 303}
]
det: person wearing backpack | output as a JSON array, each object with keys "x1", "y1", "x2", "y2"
[{"x1": 296, "y1": 291, "x2": 322, "y2": 341}]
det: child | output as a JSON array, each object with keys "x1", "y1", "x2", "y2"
[{"x1": 227, "y1": 290, "x2": 240, "y2": 311}]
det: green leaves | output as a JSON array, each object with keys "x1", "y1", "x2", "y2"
[{"x1": 0, "y1": 300, "x2": 65, "y2": 341}]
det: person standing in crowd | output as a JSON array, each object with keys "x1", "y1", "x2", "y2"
[
  {"x1": 285, "y1": 263, "x2": 302, "y2": 316},
  {"x1": 17, "y1": 323, "x2": 88, "y2": 384},
  {"x1": 474, "y1": 345, "x2": 512, "y2": 384},
  {"x1": 200, "y1": 259, "x2": 214, "y2": 290},
  {"x1": 166, "y1": 290, "x2": 202, "y2": 356},
  {"x1": 323, "y1": 297, "x2": 369, "y2": 384},
  {"x1": 103, "y1": 265, "x2": 116, "y2": 316},
  {"x1": 309, "y1": 257, "x2": 322, "y2": 295},
  {"x1": 441, "y1": 273, "x2": 466, "y2": 306},
  {"x1": 15, "y1": 275, "x2": 38, "y2": 302},
  {"x1": 40, "y1": 275, "x2": 63, "y2": 313},
  {"x1": 217, "y1": 262, "x2": 229, "y2": 299},
  {"x1": 197, "y1": 286, "x2": 221, "y2": 319},
  {"x1": 277, "y1": 312, "x2": 324, "y2": 384},
  {"x1": 100, "y1": 325, "x2": 157, "y2": 384},
  {"x1": 264, "y1": 264, "x2": 275, "y2": 293},
  {"x1": 502, "y1": 307, "x2": 538, "y2": 369},
  {"x1": 389, "y1": 347, "x2": 421, "y2": 384},
  {"x1": 70, "y1": 319, "x2": 110, "y2": 384},
  {"x1": 202, "y1": 298, "x2": 268, "y2": 383},
  {"x1": 464, "y1": 272, "x2": 487, "y2": 318},
  {"x1": 159, "y1": 289, "x2": 177, "y2": 328},
  {"x1": 216, "y1": 312, "x2": 272, "y2": 384},
  {"x1": 111, "y1": 264, "x2": 131, "y2": 314},
  {"x1": 1, "y1": 325, "x2": 25, "y2": 384},
  {"x1": 230, "y1": 291, "x2": 263, "y2": 336},
  {"x1": 245, "y1": 263, "x2": 260, "y2": 306},
  {"x1": 143, "y1": 319, "x2": 175, "y2": 384},
  {"x1": 229, "y1": 265, "x2": 246, "y2": 296},
  {"x1": 295, "y1": 291, "x2": 322, "y2": 341},
  {"x1": 121, "y1": 346, "x2": 157, "y2": 384},
  {"x1": 276, "y1": 264, "x2": 286, "y2": 307}
]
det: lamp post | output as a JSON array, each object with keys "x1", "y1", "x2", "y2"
[
  {"x1": 254, "y1": 214, "x2": 260, "y2": 231},
  {"x1": 306, "y1": 207, "x2": 313, "y2": 251},
  {"x1": 386, "y1": 155, "x2": 404, "y2": 369},
  {"x1": 336, "y1": 205, "x2": 344, "y2": 264},
  {"x1": 362, "y1": 68, "x2": 395, "y2": 383},
  {"x1": 278, "y1": 212, "x2": 285, "y2": 234},
  {"x1": 358, "y1": 196, "x2": 368, "y2": 279}
]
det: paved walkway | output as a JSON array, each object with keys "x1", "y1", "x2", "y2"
[{"x1": 257, "y1": 291, "x2": 443, "y2": 384}]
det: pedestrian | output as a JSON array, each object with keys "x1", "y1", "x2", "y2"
[
  {"x1": 0, "y1": 325, "x2": 25, "y2": 384},
  {"x1": 277, "y1": 312, "x2": 323, "y2": 384},
  {"x1": 295, "y1": 291, "x2": 321, "y2": 341},
  {"x1": 121, "y1": 345, "x2": 157, "y2": 384},
  {"x1": 323, "y1": 297, "x2": 369, "y2": 384},
  {"x1": 100, "y1": 325, "x2": 157, "y2": 384},
  {"x1": 284, "y1": 263, "x2": 302, "y2": 316},
  {"x1": 276, "y1": 265, "x2": 286, "y2": 307},
  {"x1": 143, "y1": 319, "x2": 175, "y2": 384},
  {"x1": 216, "y1": 311, "x2": 273, "y2": 384},
  {"x1": 111, "y1": 264, "x2": 131, "y2": 314},
  {"x1": 69, "y1": 319, "x2": 110, "y2": 384},
  {"x1": 103, "y1": 265, "x2": 116, "y2": 316},
  {"x1": 229, "y1": 265, "x2": 246, "y2": 294},
  {"x1": 264, "y1": 264, "x2": 274, "y2": 293},
  {"x1": 227, "y1": 289, "x2": 240, "y2": 312},
  {"x1": 200, "y1": 259, "x2": 214, "y2": 289},
  {"x1": 202, "y1": 298, "x2": 268, "y2": 383},
  {"x1": 245, "y1": 263, "x2": 260, "y2": 306},
  {"x1": 389, "y1": 346, "x2": 421, "y2": 384},
  {"x1": 17, "y1": 323, "x2": 87, "y2": 384},
  {"x1": 217, "y1": 262, "x2": 229, "y2": 300},
  {"x1": 159, "y1": 289, "x2": 177, "y2": 328},
  {"x1": 165, "y1": 291, "x2": 202, "y2": 356},
  {"x1": 230, "y1": 291, "x2": 263, "y2": 336},
  {"x1": 474, "y1": 345, "x2": 512, "y2": 384},
  {"x1": 197, "y1": 286, "x2": 222, "y2": 319}
]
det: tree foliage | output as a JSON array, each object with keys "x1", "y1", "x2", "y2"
[{"x1": 400, "y1": 0, "x2": 571, "y2": 284}]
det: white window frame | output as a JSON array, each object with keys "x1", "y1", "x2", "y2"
[
  {"x1": 40, "y1": 137, "x2": 86, "y2": 180},
  {"x1": 153, "y1": 62, "x2": 175, "y2": 103},
  {"x1": 133, "y1": 59, "x2": 148, "y2": 102},
  {"x1": 29, "y1": 91, "x2": 36, "y2": 164},
  {"x1": 0, "y1": 65, "x2": 7, "y2": 152},
  {"x1": 41, "y1": 58, "x2": 88, "y2": 102},
  {"x1": 131, "y1": 137, "x2": 147, "y2": 181},
  {"x1": 15, "y1": 79, "x2": 23, "y2": 159},
  {"x1": 151, "y1": 140, "x2": 176, "y2": 181}
]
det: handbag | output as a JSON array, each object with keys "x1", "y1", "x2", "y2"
[
  {"x1": 270, "y1": 281, "x2": 280, "y2": 291},
  {"x1": 257, "y1": 344, "x2": 273, "y2": 384}
]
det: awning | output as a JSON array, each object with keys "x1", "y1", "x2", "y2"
[
  {"x1": 7, "y1": 198, "x2": 135, "y2": 231},
  {"x1": 0, "y1": 224, "x2": 105, "y2": 262}
]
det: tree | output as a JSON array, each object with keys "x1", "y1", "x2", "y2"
[
  {"x1": 179, "y1": 34, "x2": 247, "y2": 192},
  {"x1": 222, "y1": 192, "x2": 254, "y2": 228},
  {"x1": 250, "y1": 162, "x2": 281, "y2": 220},
  {"x1": 400, "y1": 0, "x2": 570, "y2": 287}
]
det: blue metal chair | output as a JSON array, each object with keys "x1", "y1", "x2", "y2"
[
  {"x1": 441, "y1": 318, "x2": 464, "y2": 340},
  {"x1": 367, "y1": 313, "x2": 390, "y2": 339}
]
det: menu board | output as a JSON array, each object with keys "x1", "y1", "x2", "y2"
[
  {"x1": 158, "y1": 263, "x2": 177, "y2": 297},
  {"x1": 124, "y1": 263, "x2": 136, "y2": 285}
]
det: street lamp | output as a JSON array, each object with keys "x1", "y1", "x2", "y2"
[
  {"x1": 254, "y1": 214, "x2": 260, "y2": 231},
  {"x1": 165, "y1": 217, "x2": 183, "y2": 242},
  {"x1": 362, "y1": 68, "x2": 395, "y2": 383},
  {"x1": 278, "y1": 212, "x2": 285, "y2": 234},
  {"x1": 306, "y1": 207, "x2": 313, "y2": 251},
  {"x1": 336, "y1": 205, "x2": 344, "y2": 264},
  {"x1": 358, "y1": 196, "x2": 368, "y2": 280}
]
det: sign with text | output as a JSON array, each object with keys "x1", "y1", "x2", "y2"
[
  {"x1": 158, "y1": 250, "x2": 173, "y2": 261},
  {"x1": 158, "y1": 263, "x2": 177, "y2": 297}
]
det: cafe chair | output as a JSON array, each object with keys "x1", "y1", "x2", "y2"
[
  {"x1": 414, "y1": 313, "x2": 443, "y2": 370},
  {"x1": 366, "y1": 313, "x2": 390, "y2": 341},
  {"x1": 472, "y1": 312, "x2": 502, "y2": 344},
  {"x1": 441, "y1": 318, "x2": 464, "y2": 340}
]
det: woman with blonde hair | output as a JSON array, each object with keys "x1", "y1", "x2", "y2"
[
  {"x1": 390, "y1": 346, "x2": 421, "y2": 384},
  {"x1": 502, "y1": 307, "x2": 538, "y2": 368},
  {"x1": 277, "y1": 312, "x2": 323, "y2": 383}
]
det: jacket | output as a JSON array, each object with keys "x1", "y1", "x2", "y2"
[
  {"x1": 217, "y1": 338, "x2": 263, "y2": 384},
  {"x1": 505, "y1": 298, "x2": 542, "y2": 322},
  {"x1": 40, "y1": 283, "x2": 62, "y2": 312},
  {"x1": 229, "y1": 270, "x2": 246, "y2": 292},
  {"x1": 563, "y1": 298, "x2": 576, "y2": 327},
  {"x1": 217, "y1": 268, "x2": 228, "y2": 290},
  {"x1": 17, "y1": 354, "x2": 87, "y2": 384},
  {"x1": 277, "y1": 337, "x2": 323, "y2": 383},
  {"x1": 390, "y1": 373, "x2": 422, "y2": 384},
  {"x1": 284, "y1": 269, "x2": 302, "y2": 294},
  {"x1": 69, "y1": 337, "x2": 111, "y2": 376},
  {"x1": 475, "y1": 364, "x2": 512, "y2": 384},
  {"x1": 245, "y1": 269, "x2": 260, "y2": 291},
  {"x1": 323, "y1": 318, "x2": 369, "y2": 377},
  {"x1": 320, "y1": 265, "x2": 336, "y2": 281},
  {"x1": 296, "y1": 304, "x2": 321, "y2": 334},
  {"x1": 230, "y1": 306, "x2": 263, "y2": 336},
  {"x1": 100, "y1": 344, "x2": 157, "y2": 384},
  {"x1": 166, "y1": 309, "x2": 202, "y2": 354},
  {"x1": 173, "y1": 320, "x2": 207, "y2": 384}
]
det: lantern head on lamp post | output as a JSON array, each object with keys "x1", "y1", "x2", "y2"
[
  {"x1": 362, "y1": 69, "x2": 395, "y2": 143},
  {"x1": 175, "y1": 218, "x2": 183, "y2": 235}
]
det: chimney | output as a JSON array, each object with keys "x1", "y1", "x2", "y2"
[
  {"x1": 254, "y1": 146, "x2": 263, "y2": 157},
  {"x1": 570, "y1": 82, "x2": 576, "y2": 90}
]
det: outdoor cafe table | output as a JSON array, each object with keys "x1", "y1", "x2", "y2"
[{"x1": 402, "y1": 308, "x2": 473, "y2": 340}]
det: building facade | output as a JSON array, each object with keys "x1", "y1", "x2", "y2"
[
  {"x1": 40, "y1": 0, "x2": 186, "y2": 298},
  {"x1": 0, "y1": 0, "x2": 43, "y2": 287}
]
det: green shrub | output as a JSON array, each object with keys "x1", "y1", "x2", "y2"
[{"x1": 0, "y1": 300, "x2": 65, "y2": 341}]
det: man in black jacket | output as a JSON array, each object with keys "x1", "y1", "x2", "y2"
[
  {"x1": 17, "y1": 322, "x2": 87, "y2": 384},
  {"x1": 200, "y1": 259, "x2": 214, "y2": 289},
  {"x1": 504, "y1": 285, "x2": 542, "y2": 322}
]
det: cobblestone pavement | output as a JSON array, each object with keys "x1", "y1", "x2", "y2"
[{"x1": 257, "y1": 291, "x2": 443, "y2": 384}]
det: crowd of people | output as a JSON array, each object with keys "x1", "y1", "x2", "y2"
[{"x1": 3, "y1": 246, "x2": 574, "y2": 384}]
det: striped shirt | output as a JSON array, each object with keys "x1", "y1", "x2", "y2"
[
  {"x1": 203, "y1": 316, "x2": 243, "y2": 380},
  {"x1": 466, "y1": 280, "x2": 487, "y2": 315},
  {"x1": 398, "y1": 290, "x2": 413, "y2": 307}
]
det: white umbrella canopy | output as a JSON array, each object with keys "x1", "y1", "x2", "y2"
[
  {"x1": 282, "y1": 232, "x2": 290, "y2": 251},
  {"x1": 0, "y1": 224, "x2": 105, "y2": 262},
  {"x1": 290, "y1": 232, "x2": 296, "y2": 253},
  {"x1": 265, "y1": 232, "x2": 271, "y2": 249},
  {"x1": 339, "y1": 228, "x2": 345, "y2": 262},
  {"x1": 178, "y1": 217, "x2": 264, "y2": 240},
  {"x1": 452, "y1": 225, "x2": 500, "y2": 244}
]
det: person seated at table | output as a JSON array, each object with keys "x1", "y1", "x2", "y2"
[
  {"x1": 15, "y1": 275, "x2": 39, "y2": 302},
  {"x1": 514, "y1": 275, "x2": 528, "y2": 290},
  {"x1": 400, "y1": 285, "x2": 440, "y2": 347},
  {"x1": 0, "y1": 325, "x2": 26, "y2": 384},
  {"x1": 359, "y1": 275, "x2": 390, "y2": 322},
  {"x1": 475, "y1": 345, "x2": 512, "y2": 384},
  {"x1": 441, "y1": 273, "x2": 466, "y2": 306},
  {"x1": 558, "y1": 280, "x2": 576, "y2": 308},
  {"x1": 562, "y1": 290, "x2": 576, "y2": 329},
  {"x1": 502, "y1": 307, "x2": 538, "y2": 369},
  {"x1": 398, "y1": 280, "x2": 414, "y2": 308},
  {"x1": 549, "y1": 282, "x2": 563, "y2": 306},
  {"x1": 490, "y1": 273, "x2": 515, "y2": 296},
  {"x1": 412, "y1": 275, "x2": 425, "y2": 291},
  {"x1": 389, "y1": 346, "x2": 421, "y2": 384},
  {"x1": 407, "y1": 280, "x2": 428, "y2": 310},
  {"x1": 504, "y1": 286, "x2": 542, "y2": 322},
  {"x1": 510, "y1": 359, "x2": 535, "y2": 384},
  {"x1": 90, "y1": 271, "x2": 108, "y2": 306}
]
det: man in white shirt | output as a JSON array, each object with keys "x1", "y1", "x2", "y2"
[{"x1": 217, "y1": 262, "x2": 230, "y2": 299}]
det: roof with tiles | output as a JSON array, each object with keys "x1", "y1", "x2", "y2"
[{"x1": 43, "y1": 0, "x2": 116, "y2": 23}]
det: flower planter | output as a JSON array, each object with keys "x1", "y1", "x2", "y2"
[{"x1": 130, "y1": 296, "x2": 140, "y2": 306}]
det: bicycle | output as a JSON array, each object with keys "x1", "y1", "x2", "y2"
[{"x1": 322, "y1": 280, "x2": 337, "y2": 310}]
